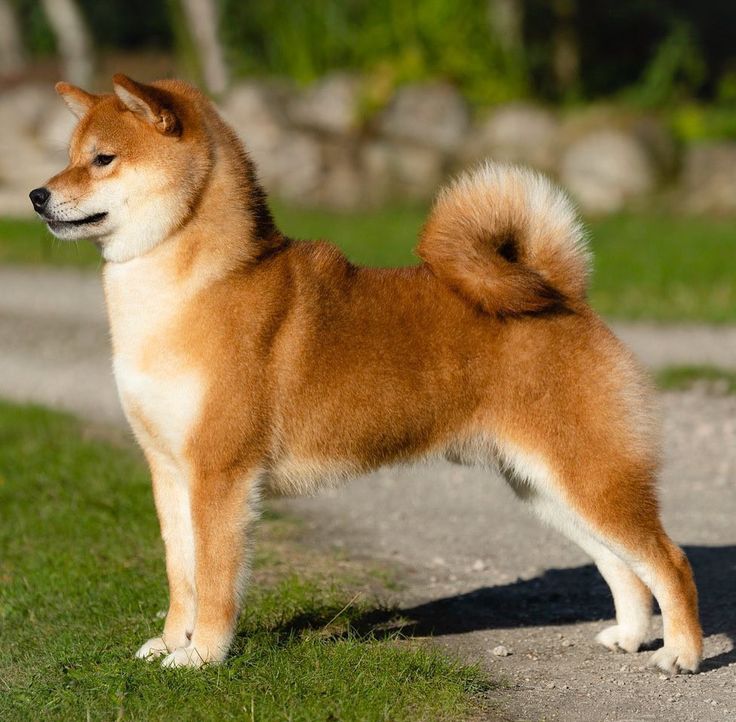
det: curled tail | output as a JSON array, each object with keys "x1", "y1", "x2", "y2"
[{"x1": 417, "y1": 163, "x2": 590, "y2": 315}]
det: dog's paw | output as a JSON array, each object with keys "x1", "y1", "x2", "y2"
[
  {"x1": 595, "y1": 624, "x2": 646, "y2": 654},
  {"x1": 161, "y1": 645, "x2": 209, "y2": 669},
  {"x1": 135, "y1": 636, "x2": 169, "y2": 661},
  {"x1": 648, "y1": 645, "x2": 701, "y2": 675}
]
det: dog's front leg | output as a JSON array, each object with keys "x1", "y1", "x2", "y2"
[
  {"x1": 161, "y1": 471, "x2": 259, "y2": 668},
  {"x1": 136, "y1": 454, "x2": 196, "y2": 660}
]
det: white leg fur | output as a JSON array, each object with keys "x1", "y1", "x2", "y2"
[
  {"x1": 525, "y1": 492, "x2": 651, "y2": 654},
  {"x1": 135, "y1": 456, "x2": 196, "y2": 660},
  {"x1": 498, "y1": 441, "x2": 700, "y2": 673},
  {"x1": 589, "y1": 548, "x2": 652, "y2": 653},
  {"x1": 159, "y1": 477, "x2": 262, "y2": 669},
  {"x1": 161, "y1": 645, "x2": 209, "y2": 669},
  {"x1": 135, "y1": 636, "x2": 169, "y2": 660},
  {"x1": 497, "y1": 443, "x2": 651, "y2": 654}
]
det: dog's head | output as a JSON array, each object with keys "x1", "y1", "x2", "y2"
[{"x1": 30, "y1": 75, "x2": 212, "y2": 262}]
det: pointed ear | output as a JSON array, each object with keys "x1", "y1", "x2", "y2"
[
  {"x1": 55, "y1": 82, "x2": 99, "y2": 119},
  {"x1": 112, "y1": 74, "x2": 180, "y2": 136}
]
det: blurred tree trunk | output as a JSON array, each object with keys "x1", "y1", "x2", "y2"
[
  {"x1": 179, "y1": 0, "x2": 229, "y2": 95},
  {"x1": 551, "y1": 0, "x2": 580, "y2": 98},
  {"x1": 488, "y1": 0, "x2": 524, "y2": 56},
  {"x1": 0, "y1": 0, "x2": 26, "y2": 78},
  {"x1": 41, "y1": 0, "x2": 93, "y2": 86}
]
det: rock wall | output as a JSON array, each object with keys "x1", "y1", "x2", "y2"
[{"x1": 2, "y1": 75, "x2": 735, "y2": 217}]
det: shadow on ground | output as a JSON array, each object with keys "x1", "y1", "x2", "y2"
[{"x1": 270, "y1": 545, "x2": 736, "y2": 671}]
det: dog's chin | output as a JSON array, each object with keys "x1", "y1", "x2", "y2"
[{"x1": 44, "y1": 212, "x2": 109, "y2": 240}]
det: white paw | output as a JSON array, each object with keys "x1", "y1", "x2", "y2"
[
  {"x1": 161, "y1": 645, "x2": 208, "y2": 669},
  {"x1": 135, "y1": 636, "x2": 169, "y2": 661},
  {"x1": 595, "y1": 624, "x2": 646, "y2": 654},
  {"x1": 648, "y1": 645, "x2": 701, "y2": 675}
]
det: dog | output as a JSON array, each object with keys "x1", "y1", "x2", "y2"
[{"x1": 30, "y1": 75, "x2": 702, "y2": 673}]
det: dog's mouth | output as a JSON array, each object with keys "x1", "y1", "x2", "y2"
[{"x1": 45, "y1": 212, "x2": 108, "y2": 229}]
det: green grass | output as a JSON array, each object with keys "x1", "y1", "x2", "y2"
[
  {"x1": 0, "y1": 401, "x2": 491, "y2": 721},
  {"x1": 0, "y1": 217, "x2": 101, "y2": 267},
  {"x1": 587, "y1": 214, "x2": 736, "y2": 323},
  {"x1": 656, "y1": 365, "x2": 736, "y2": 394},
  {"x1": 2, "y1": 207, "x2": 734, "y2": 322}
]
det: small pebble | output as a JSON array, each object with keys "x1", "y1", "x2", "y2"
[{"x1": 492, "y1": 645, "x2": 511, "y2": 657}]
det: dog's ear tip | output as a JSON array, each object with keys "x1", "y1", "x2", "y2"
[
  {"x1": 112, "y1": 73, "x2": 135, "y2": 90},
  {"x1": 55, "y1": 81, "x2": 72, "y2": 94}
]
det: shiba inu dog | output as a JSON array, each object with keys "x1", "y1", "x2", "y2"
[{"x1": 30, "y1": 75, "x2": 702, "y2": 673}]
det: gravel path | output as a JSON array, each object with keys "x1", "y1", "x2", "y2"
[
  {"x1": 1, "y1": 266, "x2": 735, "y2": 721},
  {"x1": 281, "y1": 391, "x2": 736, "y2": 721}
]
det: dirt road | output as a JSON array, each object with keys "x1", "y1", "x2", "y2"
[{"x1": 1, "y1": 266, "x2": 735, "y2": 721}]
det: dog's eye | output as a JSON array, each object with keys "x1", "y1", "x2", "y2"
[{"x1": 92, "y1": 154, "x2": 116, "y2": 167}]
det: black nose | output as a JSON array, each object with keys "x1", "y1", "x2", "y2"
[{"x1": 29, "y1": 187, "x2": 50, "y2": 211}]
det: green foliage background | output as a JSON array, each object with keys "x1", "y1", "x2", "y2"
[{"x1": 9, "y1": 0, "x2": 736, "y2": 138}]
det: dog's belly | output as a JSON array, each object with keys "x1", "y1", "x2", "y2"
[
  {"x1": 266, "y1": 453, "x2": 361, "y2": 495},
  {"x1": 266, "y1": 432, "x2": 491, "y2": 496}
]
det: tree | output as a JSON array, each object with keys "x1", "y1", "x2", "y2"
[
  {"x1": 0, "y1": 0, "x2": 26, "y2": 78},
  {"x1": 488, "y1": 0, "x2": 524, "y2": 57},
  {"x1": 179, "y1": 0, "x2": 228, "y2": 95},
  {"x1": 551, "y1": 0, "x2": 580, "y2": 99},
  {"x1": 41, "y1": 0, "x2": 93, "y2": 86}
]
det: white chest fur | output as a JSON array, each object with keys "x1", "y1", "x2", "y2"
[{"x1": 104, "y1": 257, "x2": 205, "y2": 464}]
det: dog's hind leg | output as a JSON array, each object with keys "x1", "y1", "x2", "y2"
[
  {"x1": 515, "y1": 489, "x2": 652, "y2": 653},
  {"x1": 625, "y1": 533, "x2": 702, "y2": 673},
  {"x1": 136, "y1": 454, "x2": 196, "y2": 660},
  {"x1": 501, "y1": 446, "x2": 702, "y2": 673},
  {"x1": 590, "y1": 546, "x2": 652, "y2": 653}
]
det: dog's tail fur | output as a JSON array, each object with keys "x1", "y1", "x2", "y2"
[{"x1": 417, "y1": 163, "x2": 590, "y2": 315}]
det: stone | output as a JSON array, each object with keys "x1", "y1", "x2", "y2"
[
  {"x1": 263, "y1": 130, "x2": 324, "y2": 204},
  {"x1": 0, "y1": 84, "x2": 51, "y2": 137},
  {"x1": 0, "y1": 138, "x2": 64, "y2": 217},
  {"x1": 0, "y1": 85, "x2": 57, "y2": 215},
  {"x1": 680, "y1": 143, "x2": 736, "y2": 215},
  {"x1": 220, "y1": 81, "x2": 289, "y2": 166},
  {"x1": 378, "y1": 82, "x2": 470, "y2": 152},
  {"x1": 316, "y1": 141, "x2": 365, "y2": 210},
  {"x1": 362, "y1": 140, "x2": 445, "y2": 204},
  {"x1": 492, "y1": 645, "x2": 511, "y2": 657},
  {"x1": 461, "y1": 103, "x2": 560, "y2": 172},
  {"x1": 221, "y1": 81, "x2": 290, "y2": 126},
  {"x1": 289, "y1": 73, "x2": 362, "y2": 135},
  {"x1": 220, "y1": 82, "x2": 326, "y2": 203},
  {"x1": 38, "y1": 102, "x2": 78, "y2": 155},
  {"x1": 629, "y1": 115, "x2": 677, "y2": 177},
  {"x1": 559, "y1": 130, "x2": 656, "y2": 214}
]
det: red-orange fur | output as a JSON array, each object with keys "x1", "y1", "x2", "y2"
[{"x1": 37, "y1": 76, "x2": 702, "y2": 672}]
